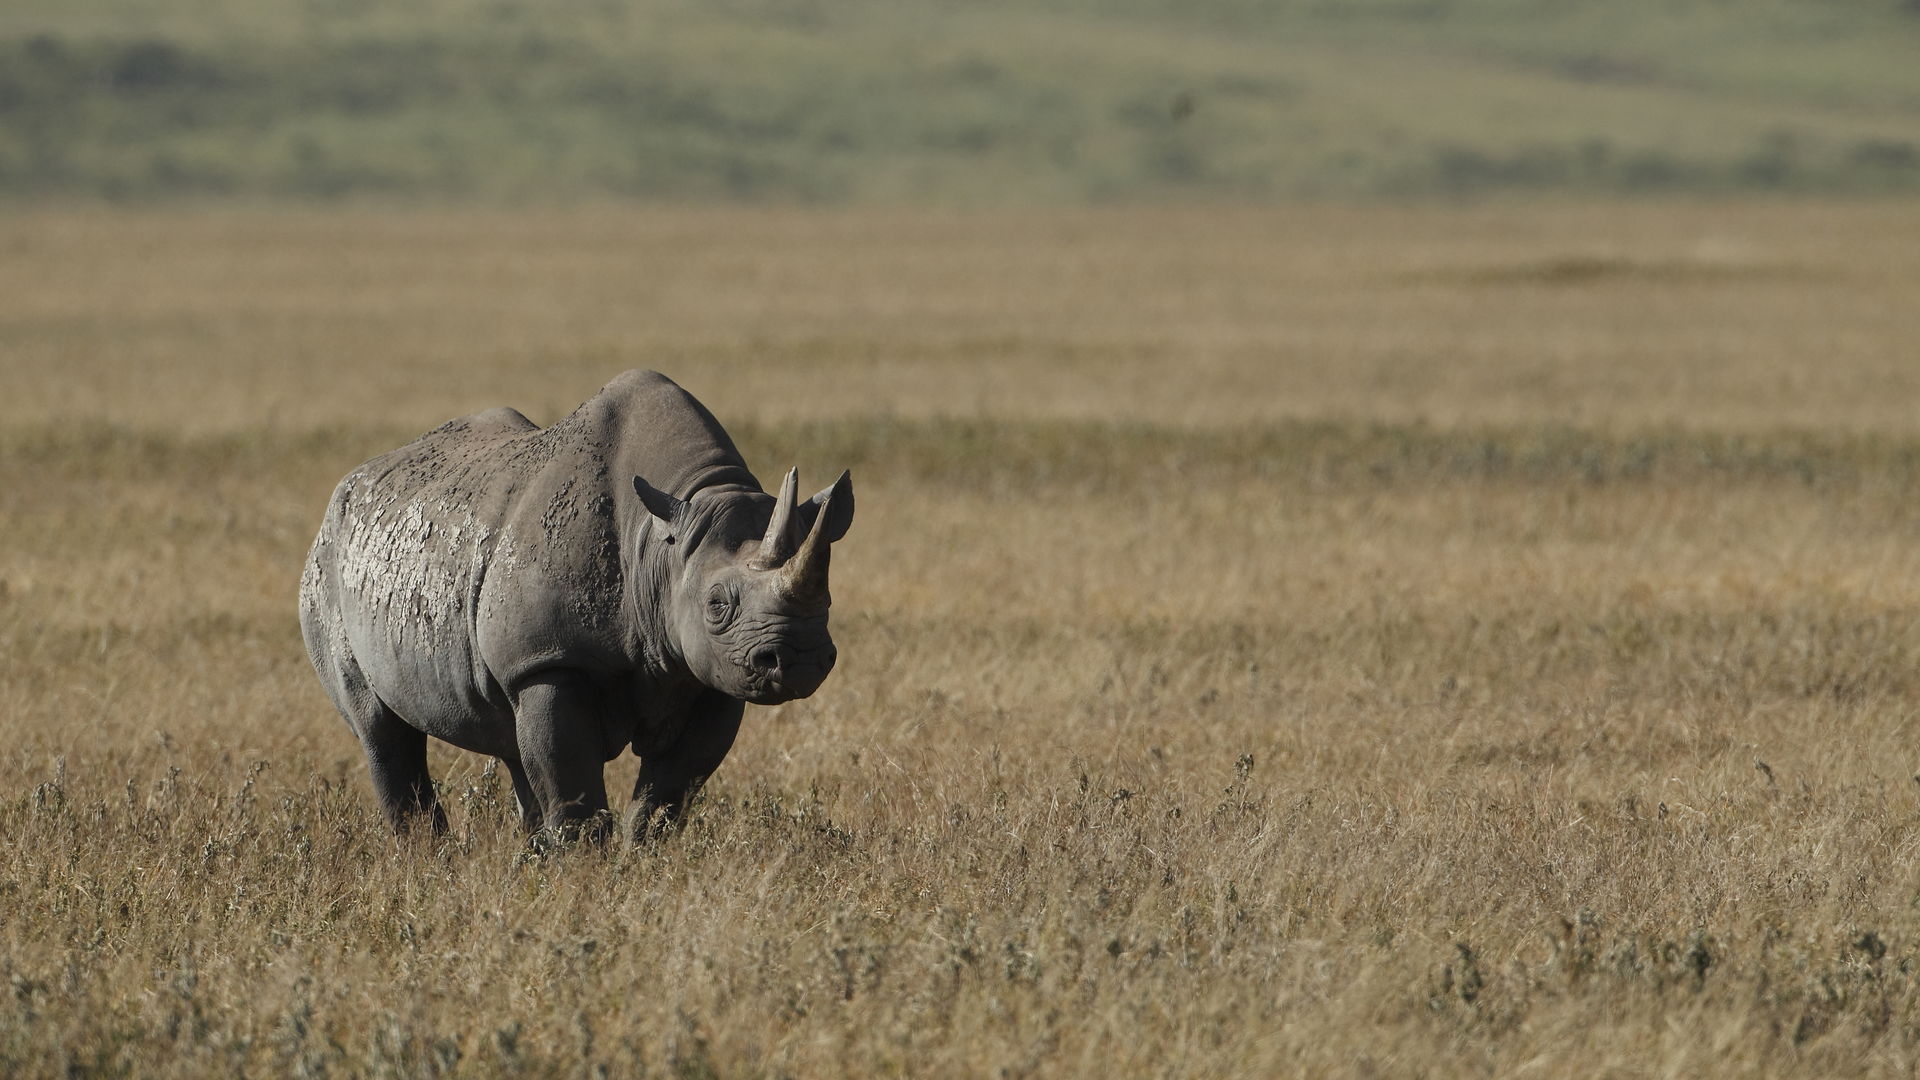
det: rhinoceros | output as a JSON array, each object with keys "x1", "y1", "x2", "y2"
[{"x1": 298, "y1": 370, "x2": 853, "y2": 841}]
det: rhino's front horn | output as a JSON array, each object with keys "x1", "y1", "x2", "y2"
[
  {"x1": 752, "y1": 467, "x2": 801, "y2": 569},
  {"x1": 781, "y1": 470, "x2": 851, "y2": 604}
]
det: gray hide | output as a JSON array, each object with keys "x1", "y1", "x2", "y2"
[{"x1": 299, "y1": 370, "x2": 853, "y2": 841}]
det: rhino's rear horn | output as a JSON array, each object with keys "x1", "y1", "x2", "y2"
[
  {"x1": 752, "y1": 467, "x2": 802, "y2": 569},
  {"x1": 781, "y1": 470, "x2": 852, "y2": 604}
]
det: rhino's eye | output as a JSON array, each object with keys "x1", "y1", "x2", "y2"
[{"x1": 705, "y1": 584, "x2": 736, "y2": 627}]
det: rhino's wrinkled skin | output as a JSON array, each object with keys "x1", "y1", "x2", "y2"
[{"x1": 299, "y1": 370, "x2": 853, "y2": 841}]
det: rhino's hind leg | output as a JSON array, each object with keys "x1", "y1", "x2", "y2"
[{"x1": 356, "y1": 701, "x2": 449, "y2": 835}]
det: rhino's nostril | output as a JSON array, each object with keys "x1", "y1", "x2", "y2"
[{"x1": 751, "y1": 645, "x2": 784, "y2": 673}]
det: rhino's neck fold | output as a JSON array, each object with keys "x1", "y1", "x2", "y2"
[{"x1": 622, "y1": 515, "x2": 686, "y2": 684}]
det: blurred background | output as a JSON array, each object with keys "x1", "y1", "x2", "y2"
[{"x1": 4, "y1": 0, "x2": 1919, "y2": 206}]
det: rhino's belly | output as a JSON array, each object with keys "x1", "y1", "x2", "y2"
[{"x1": 342, "y1": 602, "x2": 519, "y2": 758}]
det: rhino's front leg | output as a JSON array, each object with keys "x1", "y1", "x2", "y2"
[
  {"x1": 628, "y1": 690, "x2": 743, "y2": 842},
  {"x1": 500, "y1": 758, "x2": 543, "y2": 835},
  {"x1": 513, "y1": 670, "x2": 612, "y2": 845}
]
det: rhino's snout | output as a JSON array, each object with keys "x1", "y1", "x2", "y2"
[
  {"x1": 750, "y1": 640, "x2": 837, "y2": 675},
  {"x1": 747, "y1": 640, "x2": 836, "y2": 701}
]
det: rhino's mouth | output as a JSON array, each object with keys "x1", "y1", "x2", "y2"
[
  {"x1": 744, "y1": 662, "x2": 830, "y2": 705},
  {"x1": 737, "y1": 637, "x2": 835, "y2": 704}
]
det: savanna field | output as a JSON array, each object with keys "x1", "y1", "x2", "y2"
[{"x1": 6, "y1": 201, "x2": 1920, "y2": 1076}]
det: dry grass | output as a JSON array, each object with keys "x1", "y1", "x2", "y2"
[{"x1": 5, "y1": 201, "x2": 1920, "y2": 1076}]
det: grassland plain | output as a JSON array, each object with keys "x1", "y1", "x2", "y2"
[{"x1": 6, "y1": 201, "x2": 1920, "y2": 1076}]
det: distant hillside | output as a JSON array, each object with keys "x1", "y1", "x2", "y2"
[{"x1": 3, "y1": 0, "x2": 1919, "y2": 203}]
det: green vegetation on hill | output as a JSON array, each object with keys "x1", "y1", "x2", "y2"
[{"x1": 4, "y1": 0, "x2": 1920, "y2": 203}]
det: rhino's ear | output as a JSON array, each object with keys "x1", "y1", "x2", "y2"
[
  {"x1": 632, "y1": 475, "x2": 686, "y2": 527},
  {"x1": 791, "y1": 470, "x2": 854, "y2": 544}
]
